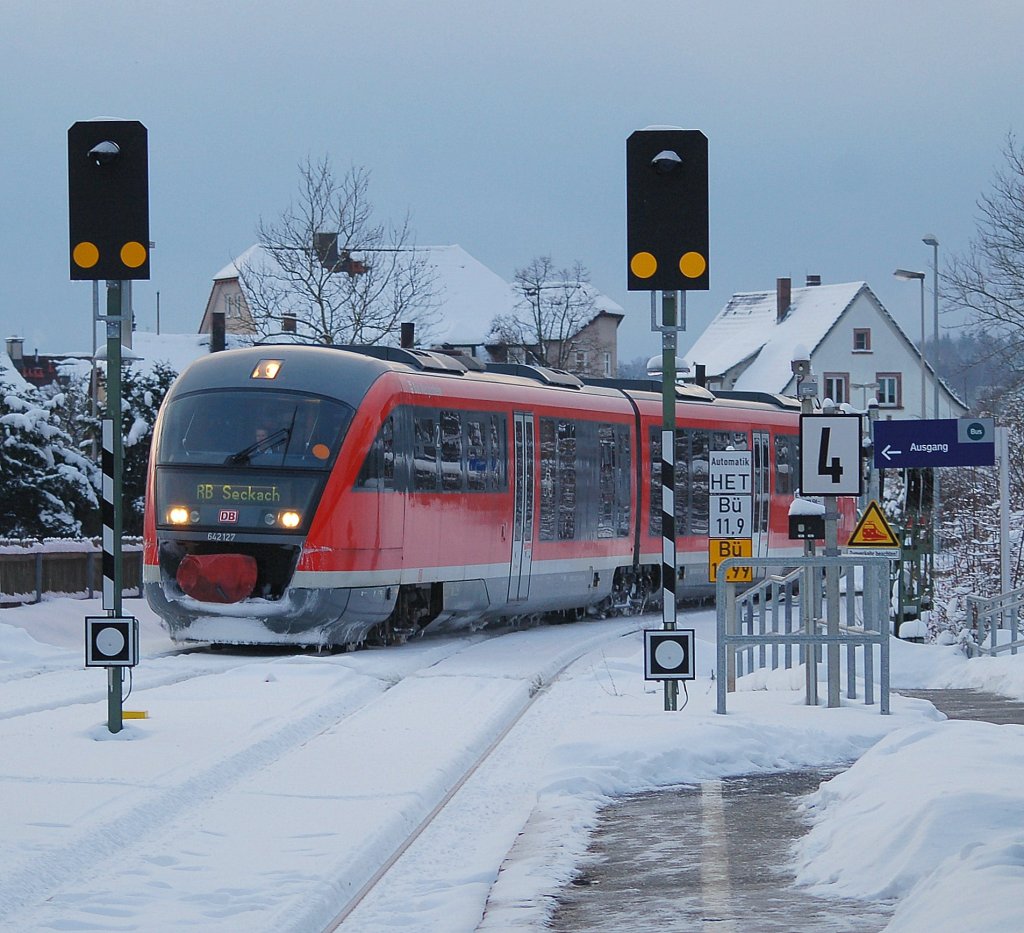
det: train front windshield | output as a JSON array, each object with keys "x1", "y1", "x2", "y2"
[
  {"x1": 158, "y1": 390, "x2": 353, "y2": 469},
  {"x1": 154, "y1": 390, "x2": 354, "y2": 534}
]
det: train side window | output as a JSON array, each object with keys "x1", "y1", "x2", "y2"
[
  {"x1": 488, "y1": 414, "x2": 507, "y2": 491},
  {"x1": 598, "y1": 424, "x2": 616, "y2": 538},
  {"x1": 466, "y1": 417, "x2": 486, "y2": 490},
  {"x1": 775, "y1": 433, "x2": 798, "y2": 495},
  {"x1": 539, "y1": 419, "x2": 557, "y2": 540},
  {"x1": 539, "y1": 417, "x2": 577, "y2": 540},
  {"x1": 440, "y1": 410, "x2": 464, "y2": 492},
  {"x1": 355, "y1": 414, "x2": 396, "y2": 491},
  {"x1": 712, "y1": 430, "x2": 749, "y2": 452},
  {"x1": 597, "y1": 423, "x2": 632, "y2": 539},
  {"x1": 556, "y1": 420, "x2": 577, "y2": 540},
  {"x1": 540, "y1": 417, "x2": 557, "y2": 536},
  {"x1": 413, "y1": 411, "x2": 440, "y2": 491},
  {"x1": 616, "y1": 426, "x2": 632, "y2": 536},
  {"x1": 649, "y1": 429, "x2": 662, "y2": 537},
  {"x1": 684, "y1": 429, "x2": 710, "y2": 536}
]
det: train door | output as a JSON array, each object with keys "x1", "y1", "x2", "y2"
[
  {"x1": 508, "y1": 412, "x2": 535, "y2": 602},
  {"x1": 752, "y1": 430, "x2": 771, "y2": 557}
]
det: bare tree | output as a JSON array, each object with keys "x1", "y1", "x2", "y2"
[
  {"x1": 489, "y1": 256, "x2": 599, "y2": 372},
  {"x1": 945, "y1": 133, "x2": 1024, "y2": 373},
  {"x1": 238, "y1": 157, "x2": 439, "y2": 346}
]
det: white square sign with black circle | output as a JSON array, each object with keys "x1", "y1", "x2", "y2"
[
  {"x1": 644, "y1": 630, "x2": 696, "y2": 681},
  {"x1": 85, "y1": 617, "x2": 139, "y2": 667}
]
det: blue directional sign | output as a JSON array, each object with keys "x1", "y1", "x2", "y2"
[{"x1": 874, "y1": 418, "x2": 995, "y2": 469}]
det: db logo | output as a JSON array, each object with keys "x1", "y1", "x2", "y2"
[{"x1": 218, "y1": 509, "x2": 239, "y2": 523}]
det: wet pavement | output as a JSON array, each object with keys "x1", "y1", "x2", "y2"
[
  {"x1": 546, "y1": 688, "x2": 1024, "y2": 932},
  {"x1": 893, "y1": 687, "x2": 1024, "y2": 725},
  {"x1": 547, "y1": 769, "x2": 893, "y2": 933}
]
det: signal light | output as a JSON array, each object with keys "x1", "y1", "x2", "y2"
[
  {"x1": 626, "y1": 128, "x2": 709, "y2": 292},
  {"x1": 68, "y1": 120, "x2": 150, "y2": 281}
]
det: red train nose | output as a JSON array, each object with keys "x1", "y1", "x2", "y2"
[{"x1": 176, "y1": 554, "x2": 258, "y2": 603}]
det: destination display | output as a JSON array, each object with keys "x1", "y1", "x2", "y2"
[{"x1": 155, "y1": 470, "x2": 323, "y2": 532}]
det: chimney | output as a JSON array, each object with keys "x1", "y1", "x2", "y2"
[
  {"x1": 806, "y1": 274, "x2": 821, "y2": 287},
  {"x1": 211, "y1": 310, "x2": 225, "y2": 352},
  {"x1": 5, "y1": 336, "x2": 23, "y2": 361},
  {"x1": 694, "y1": 363, "x2": 706, "y2": 387},
  {"x1": 776, "y1": 277, "x2": 792, "y2": 323},
  {"x1": 400, "y1": 322, "x2": 415, "y2": 348},
  {"x1": 282, "y1": 312, "x2": 297, "y2": 334}
]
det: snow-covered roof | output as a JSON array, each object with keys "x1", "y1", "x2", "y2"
[
  {"x1": 216, "y1": 244, "x2": 523, "y2": 346},
  {"x1": 418, "y1": 245, "x2": 520, "y2": 345},
  {"x1": 43, "y1": 332, "x2": 242, "y2": 384},
  {"x1": 0, "y1": 348, "x2": 29, "y2": 390},
  {"x1": 216, "y1": 244, "x2": 623, "y2": 348},
  {"x1": 686, "y1": 282, "x2": 867, "y2": 392}
]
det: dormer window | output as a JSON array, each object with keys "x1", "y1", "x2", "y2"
[{"x1": 853, "y1": 328, "x2": 871, "y2": 352}]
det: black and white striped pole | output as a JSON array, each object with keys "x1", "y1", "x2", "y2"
[
  {"x1": 104, "y1": 282, "x2": 127, "y2": 732},
  {"x1": 69, "y1": 119, "x2": 149, "y2": 733},
  {"x1": 657, "y1": 291, "x2": 684, "y2": 710}
]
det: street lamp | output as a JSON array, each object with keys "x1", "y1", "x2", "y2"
[
  {"x1": 923, "y1": 235, "x2": 940, "y2": 418},
  {"x1": 894, "y1": 269, "x2": 927, "y2": 418},
  {"x1": 923, "y1": 235, "x2": 941, "y2": 553}
]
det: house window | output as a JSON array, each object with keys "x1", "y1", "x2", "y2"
[
  {"x1": 853, "y1": 328, "x2": 871, "y2": 352},
  {"x1": 575, "y1": 350, "x2": 589, "y2": 373},
  {"x1": 603, "y1": 352, "x2": 612, "y2": 377},
  {"x1": 876, "y1": 373, "x2": 902, "y2": 408},
  {"x1": 823, "y1": 373, "x2": 850, "y2": 405}
]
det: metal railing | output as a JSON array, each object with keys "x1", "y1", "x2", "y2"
[
  {"x1": 715, "y1": 555, "x2": 891, "y2": 715},
  {"x1": 967, "y1": 586, "x2": 1024, "y2": 657}
]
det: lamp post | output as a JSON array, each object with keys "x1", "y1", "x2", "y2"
[
  {"x1": 923, "y1": 235, "x2": 940, "y2": 418},
  {"x1": 894, "y1": 269, "x2": 927, "y2": 418},
  {"x1": 923, "y1": 234, "x2": 941, "y2": 552}
]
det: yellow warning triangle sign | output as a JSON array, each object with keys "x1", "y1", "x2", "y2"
[{"x1": 847, "y1": 500, "x2": 900, "y2": 548}]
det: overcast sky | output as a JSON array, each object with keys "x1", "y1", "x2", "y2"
[{"x1": 2, "y1": 0, "x2": 1021, "y2": 365}]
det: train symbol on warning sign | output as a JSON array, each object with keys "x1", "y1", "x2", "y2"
[{"x1": 845, "y1": 501, "x2": 900, "y2": 553}]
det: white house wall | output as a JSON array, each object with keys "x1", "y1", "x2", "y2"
[{"x1": 810, "y1": 292, "x2": 962, "y2": 418}]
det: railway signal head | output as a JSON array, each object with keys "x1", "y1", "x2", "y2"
[
  {"x1": 626, "y1": 128, "x2": 708, "y2": 292},
  {"x1": 68, "y1": 119, "x2": 150, "y2": 281}
]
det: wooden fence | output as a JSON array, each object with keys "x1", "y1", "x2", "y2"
[{"x1": 0, "y1": 540, "x2": 144, "y2": 606}]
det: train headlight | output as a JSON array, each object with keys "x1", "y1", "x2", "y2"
[
  {"x1": 279, "y1": 510, "x2": 302, "y2": 529},
  {"x1": 168, "y1": 506, "x2": 191, "y2": 525}
]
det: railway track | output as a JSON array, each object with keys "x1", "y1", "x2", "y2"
[{"x1": 0, "y1": 618, "x2": 642, "y2": 931}]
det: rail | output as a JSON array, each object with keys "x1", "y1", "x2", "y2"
[
  {"x1": 967, "y1": 586, "x2": 1024, "y2": 657},
  {"x1": 0, "y1": 540, "x2": 144, "y2": 605},
  {"x1": 715, "y1": 555, "x2": 891, "y2": 715}
]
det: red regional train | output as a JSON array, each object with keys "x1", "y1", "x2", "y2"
[{"x1": 143, "y1": 344, "x2": 848, "y2": 648}]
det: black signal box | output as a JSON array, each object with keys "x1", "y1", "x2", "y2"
[
  {"x1": 626, "y1": 128, "x2": 708, "y2": 292},
  {"x1": 789, "y1": 514, "x2": 826, "y2": 541},
  {"x1": 68, "y1": 120, "x2": 150, "y2": 281}
]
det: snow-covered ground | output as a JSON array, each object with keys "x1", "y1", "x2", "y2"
[{"x1": 1, "y1": 596, "x2": 1023, "y2": 931}]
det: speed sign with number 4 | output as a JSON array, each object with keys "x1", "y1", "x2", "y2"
[{"x1": 799, "y1": 413, "x2": 863, "y2": 496}]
